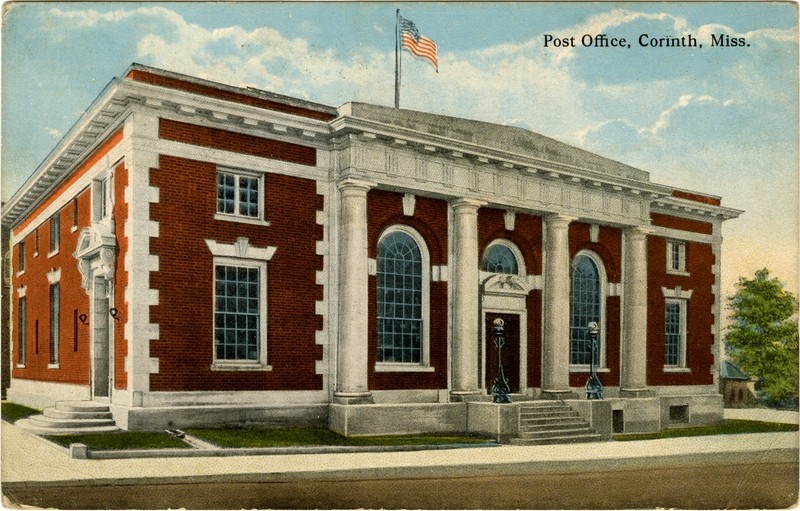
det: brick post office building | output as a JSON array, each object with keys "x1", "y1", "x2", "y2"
[{"x1": 3, "y1": 64, "x2": 742, "y2": 440}]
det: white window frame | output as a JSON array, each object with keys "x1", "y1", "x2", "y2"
[
  {"x1": 661, "y1": 286, "x2": 692, "y2": 373},
  {"x1": 17, "y1": 294, "x2": 26, "y2": 368},
  {"x1": 481, "y1": 239, "x2": 526, "y2": 276},
  {"x1": 49, "y1": 282, "x2": 60, "y2": 368},
  {"x1": 214, "y1": 168, "x2": 270, "y2": 226},
  {"x1": 569, "y1": 250, "x2": 608, "y2": 373},
  {"x1": 663, "y1": 298, "x2": 688, "y2": 371},
  {"x1": 375, "y1": 225, "x2": 433, "y2": 372},
  {"x1": 211, "y1": 257, "x2": 270, "y2": 371},
  {"x1": 48, "y1": 212, "x2": 60, "y2": 257},
  {"x1": 92, "y1": 174, "x2": 111, "y2": 223},
  {"x1": 16, "y1": 241, "x2": 25, "y2": 276},
  {"x1": 666, "y1": 240, "x2": 689, "y2": 276}
]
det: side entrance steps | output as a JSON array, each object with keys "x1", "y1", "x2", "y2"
[
  {"x1": 511, "y1": 400, "x2": 602, "y2": 445},
  {"x1": 15, "y1": 401, "x2": 119, "y2": 435}
]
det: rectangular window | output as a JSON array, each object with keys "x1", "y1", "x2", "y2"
[
  {"x1": 216, "y1": 170, "x2": 261, "y2": 219},
  {"x1": 664, "y1": 299, "x2": 686, "y2": 367},
  {"x1": 73, "y1": 309, "x2": 79, "y2": 352},
  {"x1": 50, "y1": 283, "x2": 60, "y2": 366},
  {"x1": 50, "y1": 213, "x2": 60, "y2": 254},
  {"x1": 72, "y1": 198, "x2": 79, "y2": 228},
  {"x1": 213, "y1": 263, "x2": 267, "y2": 366},
  {"x1": 17, "y1": 241, "x2": 25, "y2": 273},
  {"x1": 666, "y1": 241, "x2": 687, "y2": 274},
  {"x1": 17, "y1": 297, "x2": 26, "y2": 365},
  {"x1": 34, "y1": 229, "x2": 39, "y2": 256},
  {"x1": 93, "y1": 176, "x2": 109, "y2": 221}
]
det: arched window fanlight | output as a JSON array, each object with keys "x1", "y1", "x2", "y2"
[{"x1": 481, "y1": 243, "x2": 519, "y2": 274}]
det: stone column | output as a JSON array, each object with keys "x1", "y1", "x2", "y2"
[
  {"x1": 450, "y1": 199, "x2": 485, "y2": 398},
  {"x1": 621, "y1": 226, "x2": 653, "y2": 397},
  {"x1": 541, "y1": 214, "x2": 576, "y2": 399},
  {"x1": 335, "y1": 178, "x2": 375, "y2": 403}
]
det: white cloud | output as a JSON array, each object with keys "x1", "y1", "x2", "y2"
[{"x1": 45, "y1": 127, "x2": 62, "y2": 138}]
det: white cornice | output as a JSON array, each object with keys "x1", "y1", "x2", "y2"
[
  {"x1": 330, "y1": 116, "x2": 671, "y2": 199},
  {"x1": 651, "y1": 196, "x2": 743, "y2": 221}
]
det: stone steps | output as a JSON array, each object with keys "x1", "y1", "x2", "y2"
[
  {"x1": 15, "y1": 401, "x2": 119, "y2": 436},
  {"x1": 513, "y1": 401, "x2": 601, "y2": 445}
]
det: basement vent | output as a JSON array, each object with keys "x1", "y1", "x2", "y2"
[
  {"x1": 669, "y1": 405, "x2": 689, "y2": 423},
  {"x1": 612, "y1": 409, "x2": 624, "y2": 433}
]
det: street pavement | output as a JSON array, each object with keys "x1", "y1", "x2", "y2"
[{"x1": 1, "y1": 408, "x2": 797, "y2": 487}]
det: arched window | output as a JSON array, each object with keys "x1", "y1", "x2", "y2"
[
  {"x1": 481, "y1": 243, "x2": 519, "y2": 274},
  {"x1": 570, "y1": 254, "x2": 602, "y2": 366},
  {"x1": 377, "y1": 227, "x2": 429, "y2": 365}
]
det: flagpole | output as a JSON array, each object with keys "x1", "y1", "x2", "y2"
[{"x1": 394, "y1": 8, "x2": 401, "y2": 108}]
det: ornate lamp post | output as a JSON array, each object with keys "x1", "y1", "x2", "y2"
[
  {"x1": 492, "y1": 318, "x2": 512, "y2": 404},
  {"x1": 586, "y1": 321, "x2": 604, "y2": 400}
]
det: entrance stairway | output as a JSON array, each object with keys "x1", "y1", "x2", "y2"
[
  {"x1": 511, "y1": 400, "x2": 602, "y2": 445},
  {"x1": 15, "y1": 401, "x2": 119, "y2": 435}
]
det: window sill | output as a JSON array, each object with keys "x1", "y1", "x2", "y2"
[
  {"x1": 210, "y1": 362, "x2": 272, "y2": 372},
  {"x1": 375, "y1": 363, "x2": 435, "y2": 373},
  {"x1": 48, "y1": 250, "x2": 60, "y2": 258},
  {"x1": 16, "y1": 364, "x2": 25, "y2": 369},
  {"x1": 71, "y1": 225, "x2": 79, "y2": 233},
  {"x1": 666, "y1": 270, "x2": 691, "y2": 277},
  {"x1": 569, "y1": 365, "x2": 610, "y2": 373},
  {"x1": 33, "y1": 252, "x2": 39, "y2": 258},
  {"x1": 663, "y1": 367, "x2": 691, "y2": 373},
  {"x1": 15, "y1": 270, "x2": 25, "y2": 278},
  {"x1": 48, "y1": 364, "x2": 60, "y2": 369},
  {"x1": 214, "y1": 213, "x2": 271, "y2": 227}
]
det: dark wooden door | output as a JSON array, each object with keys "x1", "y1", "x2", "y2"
[{"x1": 485, "y1": 313, "x2": 520, "y2": 393}]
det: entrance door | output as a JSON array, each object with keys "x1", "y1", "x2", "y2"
[
  {"x1": 91, "y1": 277, "x2": 111, "y2": 399},
  {"x1": 485, "y1": 313, "x2": 520, "y2": 393}
]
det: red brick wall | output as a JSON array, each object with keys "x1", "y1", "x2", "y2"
[
  {"x1": 647, "y1": 237, "x2": 716, "y2": 385},
  {"x1": 113, "y1": 162, "x2": 128, "y2": 390},
  {"x1": 127, "y1": 70, "x2": 336, "y2": 121},
  {"x1": 366, "y1": 190, "x2": 449, "y2": 390},
  {"x1": 159, "y1": 118, "x2": 316, "y2": 167},
  {"x1": 12, "y1": 188, "x2": 92, "y2": 384},
  {"x1": 651, "y1": 213, "x2": 713, "y2": 235},
  {"x1": 568, "y1": 222, "x2": 622, "y2": 388},
  {"x1": 671, "y1": 190, "x2": 721, "y2": 206},
  {"x1": 148, "y1": 155, "x2": 323, "y2": 391}
]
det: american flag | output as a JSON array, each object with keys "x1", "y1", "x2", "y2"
[{"x1": 399, "y1": 16, "x2": 438, "y2": 72}]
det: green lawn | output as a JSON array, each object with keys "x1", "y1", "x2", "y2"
[
  {"x1": 1, "y1": 402, "x2": 41, "y2": 423},
  {"x1": 45, "y1": 431, "x2": 192, "y2": 450},
  {"x1": 185, "y1": 427, "x2": 494, "y2": 448},
  {"x1": 614, "y1": 419, "x2": 798, "y2": 441}
]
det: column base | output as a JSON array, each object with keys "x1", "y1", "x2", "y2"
[
  {"x1": 619, "y1": 388, "x2": 655, "y2": 398},
  {"x1": 540, "y1": 389, "x2": 579, "y2": 400},
  {"x1": 333, "y1": 392, "x2": 374, "y2": 405}
]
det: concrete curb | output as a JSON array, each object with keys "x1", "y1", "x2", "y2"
[
  {"x1": 8, "y1": 446, "x2": 798, "y2": 488},
  {"x1": 72, "y1": 441, "x2": 501, "y2": 459}
]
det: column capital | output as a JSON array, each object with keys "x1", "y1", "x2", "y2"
[
  {"x1": 451, "y1": 198, "x2": 487, "y2": 213},
  {"x1": 337, "y1": 177, "x2": 377, "y2": 194},
  {"x1": 625, "y1": 225, "x2": 651, "y2": 238},
  {"x1": 544, "y1": 213, "x2": 577, "y2": 228}
]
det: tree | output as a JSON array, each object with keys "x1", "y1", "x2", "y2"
[{"x1": 725, "y1": 269, "x2": 798, "y2": 406}]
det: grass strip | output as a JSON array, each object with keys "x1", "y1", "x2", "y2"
[
  {"x1": 615, "y1": 419, "x2": 798, "y2": 441},
  {"x1": 45, "y1": 431, "x2": 192, "y2": 450},
  {"x1": 185, "y1": 427, "x2": 493, "y2": 448},
  {"x1": 1, "y1": 402, "x2": 41, "y2": 423}
]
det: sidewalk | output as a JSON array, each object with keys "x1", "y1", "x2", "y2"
[{"x1": 2, "y1": 417, "x2": 797, "y2": 486}]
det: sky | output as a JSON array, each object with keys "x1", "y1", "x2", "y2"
[{"x1": 2, "y1": 2, "x2": 798, "y2": 305}]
